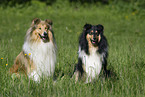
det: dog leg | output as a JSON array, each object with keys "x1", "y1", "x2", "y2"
[
  {"x1": 73, "y1": 71, "x2": 80, "y2": 83},
  {"x1": 28, "y1": 71, "x2": 41, "y2": 82},
  {"x1": 102, "y1": 58, "x2": 110, "y2": 77}
]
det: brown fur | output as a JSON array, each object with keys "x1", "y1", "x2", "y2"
[
  {"x1": 26, "y1": 19, "x2": 53, "y2": 43},
  {"x1": 74, "y1": 69, "x2": 86, "y2": 83},
  {"x1": 86, "y1": 34, "x2": 101, "y2": 52},
  {"x1": 10, "y1": 51, "x2": 35, "y2": 76},
  {"x1": 9, "y1": 18, "x2": 54, "y2": 77},
  {"x1": 74, "y1": 30, "x2": 102, "y2": 82}
]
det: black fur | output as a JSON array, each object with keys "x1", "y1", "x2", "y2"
[
  {"x1": 74, "y1": 24, "x2": 109, "y2": 78},
  {"x1": 75, "y1": 58, "x2": 84, "y2": 76}
]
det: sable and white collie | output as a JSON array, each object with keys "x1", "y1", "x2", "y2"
[
  {"x1": 74, "y1": 24, "x2": 109, "y2": 83},
  {"x1": 10, "y1": 18, "x2": 57, "y2": 82}
]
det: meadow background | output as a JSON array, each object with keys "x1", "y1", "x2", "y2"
[{"x1": 0, "y1": 0, "x2": 145, "y2": 97}]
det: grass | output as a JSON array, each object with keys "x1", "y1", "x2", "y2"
[{"x1": 0, "y1": 1, "x2": 145, "y2": 97}]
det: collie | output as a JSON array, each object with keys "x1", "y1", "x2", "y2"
[
  {"x1": 10, "y1": 18, "x2": 57, "y2": 82},
  {"x1": 74, "y1": 24, "x2": 109, "y2": 83}
]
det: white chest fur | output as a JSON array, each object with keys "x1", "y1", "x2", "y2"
[
  {"x1": 78, "y1": 46, "x2": 103, "y2": 82},
  {"x1": 23, "y1": 41, "x2": 57, "y2": 81}
]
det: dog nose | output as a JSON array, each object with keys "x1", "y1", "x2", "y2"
[
  {"x1": 93, "y1": 36, "x2": 96, "y2": 40},
  {"x1": 93, "y1": 38, "x2": 96, "y2": 40},
  {"x1": 44, "y1": 32, "x2": 47, "y2": 36}
]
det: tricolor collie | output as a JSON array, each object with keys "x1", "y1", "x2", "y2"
[
  {"x1": 74, "y1": 24, "x2": 109, "y2": 83},
  {"x1": 10, "y1": 18, "x2": 57, "y2": 82}
]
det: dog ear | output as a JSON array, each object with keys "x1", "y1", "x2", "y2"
[
  {"x1": 97, "y1": 24, "x2": 104, "y2": 32},
  {"x1": 45, "y1": 19, "x2": 53, "y2": 25},
  {"x1": 32, "y1": 18, "x2": 41, "y2": 25},
  {"x1": 83, "y1": 24, "x2": 92, "y2": 31}
]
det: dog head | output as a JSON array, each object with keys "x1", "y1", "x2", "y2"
[
  {"x1": 84, "y1": 24, "x2": 104, "y2": 46},
  {"x1": 26, "y1": 18, "x2": 53, "y2": 43}
]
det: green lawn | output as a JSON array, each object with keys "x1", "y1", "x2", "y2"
[{"x1": 0, "y1": 1, "x2": 145, "y2": 97}]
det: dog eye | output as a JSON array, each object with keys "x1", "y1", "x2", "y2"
[
  {"x1": 89, "y1": 32, "x2": 93, "y2": 35},
  {"x1": 47, "y1": 26, "x2": 50, "y2": 29},
  {"x1": 39, "y1": 28, "x2": 41, "y2": 30}
]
